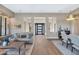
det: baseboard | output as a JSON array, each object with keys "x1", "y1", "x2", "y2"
[{"x1": 47, "y1": 37, "x2": 58, "y2": 40}]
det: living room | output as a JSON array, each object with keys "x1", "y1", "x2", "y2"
[{"x1": 0, "y1": 4, "x2": 79, "y2": 55}]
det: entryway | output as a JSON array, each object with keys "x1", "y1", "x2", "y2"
[{"x1": 35, "y1": 23, "x2": 45, "y2": 35}]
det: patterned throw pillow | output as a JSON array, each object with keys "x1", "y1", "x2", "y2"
[
  {"x1": 21, "y1": 35, "x2": 27, "y2": 38},
  {"x1": 2, "y1": 41, "x2": 8, "y2": 46}
]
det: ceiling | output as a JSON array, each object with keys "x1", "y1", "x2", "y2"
[{"x1": 3, "y1": 4, "x2": 79, "y2": 13}]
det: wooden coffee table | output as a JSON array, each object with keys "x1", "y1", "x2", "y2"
[{"x1": 0, "y1": 41, "x2": 24, "y2": 55}]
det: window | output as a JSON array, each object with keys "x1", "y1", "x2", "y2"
[
  {"x1": 50, "y1": 23, "x2": 54, "y2": 32},
  {"x1": 23, "y1": 17, "x2": 32, "y2": 32},
  {"x1": 48, "y1": 17, "x2": 57, "y2": 32}
]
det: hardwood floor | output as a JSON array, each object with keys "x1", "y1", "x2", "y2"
[{"x1": 31, "y1": 35, "x2": 63, "y2": 55}]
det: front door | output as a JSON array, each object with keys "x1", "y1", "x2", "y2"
[{"x1": 35, "y1": 23, "x2": 45, "y2": 35}]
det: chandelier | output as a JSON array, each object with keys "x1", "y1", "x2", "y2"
[{"x1": 66, "y1": 14, "x2": 75, "y2": 21}]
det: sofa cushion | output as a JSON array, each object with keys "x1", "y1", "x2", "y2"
[
  {"x1": 16, "y1": 33, "x2": 20, "y2": 38},
  {"x1": 28, "y1": 33, "x2": 33, "y2": 39},
  {"x1": 2, "y1": 41, "x2": 8, "y2": 46}
]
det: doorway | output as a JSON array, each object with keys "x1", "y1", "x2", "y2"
[{"x1": 35, "y1": 23, "x2": 45, "y2": 35}]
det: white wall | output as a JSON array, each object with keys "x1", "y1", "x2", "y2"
[{"x1": 13, "y1": 13, "x2": 73, "y2": 39}]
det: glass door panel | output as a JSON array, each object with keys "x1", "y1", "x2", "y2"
[{"x1": 35, "y1": 23, "x2": 45, "y2": 35}]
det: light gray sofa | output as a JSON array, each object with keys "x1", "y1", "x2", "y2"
[{"x1": 16, "y1": 32, "x2": 33, "y2": 44}]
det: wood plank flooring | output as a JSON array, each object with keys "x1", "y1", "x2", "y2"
[{"x1": 31, "y1": 35, "x2": 63, "y2": 55}]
